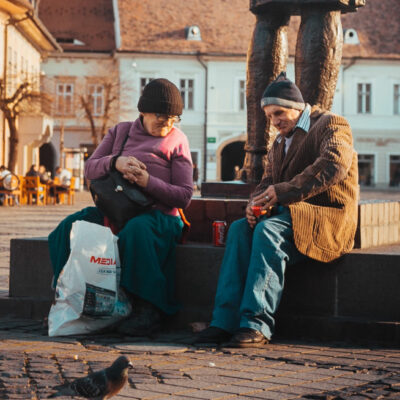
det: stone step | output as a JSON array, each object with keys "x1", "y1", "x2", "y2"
[{"x1": 4, "y1": 237, "x2": 400, "y2": 343}]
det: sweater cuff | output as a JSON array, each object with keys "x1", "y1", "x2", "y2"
[
  {"x1": 145, "y1": 174, "x2": 159, "y2": 194},
  {"x1": 110, "y1": 156, "x2": 119, "y2": 171}
]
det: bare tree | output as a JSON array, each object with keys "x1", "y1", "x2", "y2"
[
  {"x1": 79, "y1": 80, "x2": 118, "y2": 147},
  {"x1": 0, "y1": 79, "x2": 48, "y2": 172}
]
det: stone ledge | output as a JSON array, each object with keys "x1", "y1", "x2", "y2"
[
  {"x1": 185, "y1": 198, "x2": 400, "y2": 248},
  {"x1": 7, "y1": 239, "x2": 400, "y2": 329}
]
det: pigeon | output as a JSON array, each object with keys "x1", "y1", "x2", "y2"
[{"x1": 47, "y1": 355, "x2": 133, "y2": 399}]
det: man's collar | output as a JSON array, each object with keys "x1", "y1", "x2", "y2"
[
  {"x1": 295, "y1": 103, "x2": 311, "y2": 133},
  {"x1": 276, "y1": 103, "x2": 311, "y2": 143}
]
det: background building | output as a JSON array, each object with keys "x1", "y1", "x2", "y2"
[
  {"x1": 0, "y1": 0, "x2": 60, "y2": 175},
  {"x1": 38, "y1": 0, "x2": 400, "y2": 188}
]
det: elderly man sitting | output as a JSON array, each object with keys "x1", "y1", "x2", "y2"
[{"x1": 195, "y1": 72, "x2": 358, "y2": 347}]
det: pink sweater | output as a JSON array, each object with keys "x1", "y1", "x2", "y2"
[{"x1": 85, "y1": 118, "x2": 193, "y2": 216}]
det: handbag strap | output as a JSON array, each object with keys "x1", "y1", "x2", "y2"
[{"x1": 116, "y1": 124, "x2": 132, "y2": 157}]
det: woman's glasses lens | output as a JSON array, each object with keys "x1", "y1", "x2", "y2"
[{"x1": 155, "y1": 114, "x2": 181, "y2": 123}]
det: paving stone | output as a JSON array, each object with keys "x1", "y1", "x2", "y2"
[
  {"x1": 232, "y1": 380, "x2": 284, "y2": 390},
  {"x1": 172, "y1": 388, "x2": 236, "y2": 399},
  {"x1": 207, "y1": 383, "x2": 265, "y2": 395},
  {"x1": 258, "y1": 376, "x2": 311, "y2": 385},
  {"x1": 241, "y1": 389, "x2": 300, "y2": 399},
  {"x1": 114, "y1": 342, "x2": 189, "y2": 354},
  {"x1": 274, "y1": 385, "x2": 324, "y2": 395}
]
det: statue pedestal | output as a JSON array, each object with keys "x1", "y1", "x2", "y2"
[
  {"x1": 186, "y1": 181, "x2": 258, "y2": 242},
  {"x1": 200, "y1": 181, "x2": 257, "y2": 199}
]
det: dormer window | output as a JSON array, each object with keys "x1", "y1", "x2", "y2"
[
  {"x1": 56, "y1": 38, "x2": 85, "y2": 46},
  {"x1": 343, "y1": 29, "x2": 360, "y2": 45},
  {"x1": 185, "y1": 25, "x2": 201, "y2": 41}
]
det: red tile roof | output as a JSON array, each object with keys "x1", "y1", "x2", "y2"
[
  {"x1": 38, "y1": 0, "x2": 115, "y2": 52},
  {"x1": 117, "y1": 0, "x2": 400, "y2": 59},
  {"x1": 37, "y1": 0, "x2": 399, "y2": 59}
]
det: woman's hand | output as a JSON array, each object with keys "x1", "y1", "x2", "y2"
[
  {"x1": 123, "y1": 166, "x2": 149, "y2": 188},
  {"x1": 115, "y1": 156, "x2": 146, "y2": 175}
]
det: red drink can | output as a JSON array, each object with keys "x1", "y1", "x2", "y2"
[{"x1": 213, "y1": 220, "x2": 227, "y2": 247}]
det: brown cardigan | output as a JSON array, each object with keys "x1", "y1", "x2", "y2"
[{"x1": 253, "y1": 106, "x2": 359, "y2": 262}]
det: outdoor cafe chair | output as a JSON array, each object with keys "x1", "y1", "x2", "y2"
[{"x1": 24, "y1": 176, "x2": 47, "y2": 205}]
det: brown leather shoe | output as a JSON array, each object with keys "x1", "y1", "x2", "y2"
[
  {"x1": 225, "y1": 328, "x2": 269, "y2": 348},
  {"x1": 193, "y1": 326, "x2": 232, "y2": 346}
]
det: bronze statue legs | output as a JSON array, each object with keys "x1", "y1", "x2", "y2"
[
  {"x1": 242, "y1": 8, "x2": 343, "y2": 183},
  {"x1": 295, "y1": 8, "x2": 343, "y2": 110},
  {"x1": 242, "y1": 12, "x2": 290, "y2": 183}
]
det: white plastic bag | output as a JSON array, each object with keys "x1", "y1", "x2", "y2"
[{"x1": 48, "y1": 220, "x2": 131, "y2": 336}]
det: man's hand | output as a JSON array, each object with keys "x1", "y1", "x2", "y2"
[
  {"x1": 252, "y1": 185, "x2": 278, "y2": 210},
  {"x1": 246, "y1": 203, "x2": 258, "y2": 229}
]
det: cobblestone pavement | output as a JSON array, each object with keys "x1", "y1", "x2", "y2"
[{"x1": 0, "y1": 318, "x2": 399, "y2": 400}]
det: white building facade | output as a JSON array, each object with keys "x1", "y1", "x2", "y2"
[{"x1": 115, "y1": 54, "x2": 400, "y2": 188}]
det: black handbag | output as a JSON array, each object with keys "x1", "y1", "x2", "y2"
[{"x1": 89, "y1": 131, "x2": 154, "y2": 229}]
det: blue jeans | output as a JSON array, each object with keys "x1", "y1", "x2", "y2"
[{"x1": 210, "y1": 206, "x2": 306, "y2": 339}]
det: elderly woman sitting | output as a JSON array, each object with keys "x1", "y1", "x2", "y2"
[{"x1": 48, "y1": 79, "x2": 193, "y2": 335}]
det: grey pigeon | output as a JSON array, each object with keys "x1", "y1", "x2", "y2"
[{"x1": 48, "y1": 355, "x2": 133, "y2": 399}]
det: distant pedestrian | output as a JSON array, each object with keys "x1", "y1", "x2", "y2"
[
  {"x1": 26, "y1": 164, "x2": 39, "y2": 177},
  {"x1": 234, "y1": 165, "x2": 241, "y2": 180},
  {"x1": 54, "y1": 166, "x2": 71, "y2": 188},
  {"x1": 193, "y1": 163, "x2": 199, "y2": 190}
]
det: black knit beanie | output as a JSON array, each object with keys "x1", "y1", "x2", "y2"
[
  {"x1": 138, "y1": 78, "x2": 183, "y2": 116},
  {"x1": 261, "y1": 72, "x2": 305, "y2": 110}
]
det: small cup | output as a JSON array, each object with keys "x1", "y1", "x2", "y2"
[{"x1": 252, "y1": 205, "x2": 267, "y2": 217}]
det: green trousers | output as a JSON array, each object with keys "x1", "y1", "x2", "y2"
[{"x1": 48, "y1": 207, "x2": 183, "y2": 315}]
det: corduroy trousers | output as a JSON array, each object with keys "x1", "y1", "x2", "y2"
[
  {"x1": 210, "y1": 206, "x2": 306, "y2": 339},
  {"x1": 48, "y1": 206, "x2": 183, "y2": 315}
]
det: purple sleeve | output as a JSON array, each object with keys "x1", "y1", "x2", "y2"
[
  {"x1": 145, "y1": 138, "x2": 194, "y2": 209},
  {"x1": 84, "y1": 126, "x2": 117, "y2": 180}
]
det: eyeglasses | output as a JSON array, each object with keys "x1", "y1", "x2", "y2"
[{"x1": 155, "y1": 113, "x2": 181, "y2": 123}]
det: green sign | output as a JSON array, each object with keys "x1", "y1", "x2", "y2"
[{"x1": 207, "y1": 137, "x2": 216, "y2": 143}]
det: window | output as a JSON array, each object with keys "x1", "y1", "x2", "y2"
[
  {"x1": 358, "y1": 154, "x2": 374, "y2": 186},
  {"x1": 394, "y1": 84, "x2": 400, "y2": 115},
  {"x1": 389, "y1": 155, "x2": 400, "y2": 187},
  {"x1": 13, "y1": 50, "x2": 17, "y2": 77},
  {"x1": 56, "y1": 82, "x2": 74, "y2": 115},
  {"x1": 357, "y1": 83, "x2": 371, "y2": 114},
  {"x1": 20, "y1": 56, "x2": 25, "y2": 78},
  {"x1": 239, "y1": 79, "x2": 246, "y2": 110},
  {"x1": 9, "y1": 49, "x2": 17, "y2": 91},
  {"x1": 140, "y1": 77, "x2": 153, "y2": 95},
  {"x1": 180, "y1": 79, "x2": 194, "y2": 110},
  {"x1": 88, "y1": 84, "x2": 104, "y2": 116},
  {"x1": 13, "y1": 50, "x2": 17, "y2": 84},
  {"x1": 7, "y1": 46, "x2": 12, "y2": 93},
  {"x1": 25, "y1": 58, "x2": 29, "y2": 79}
]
